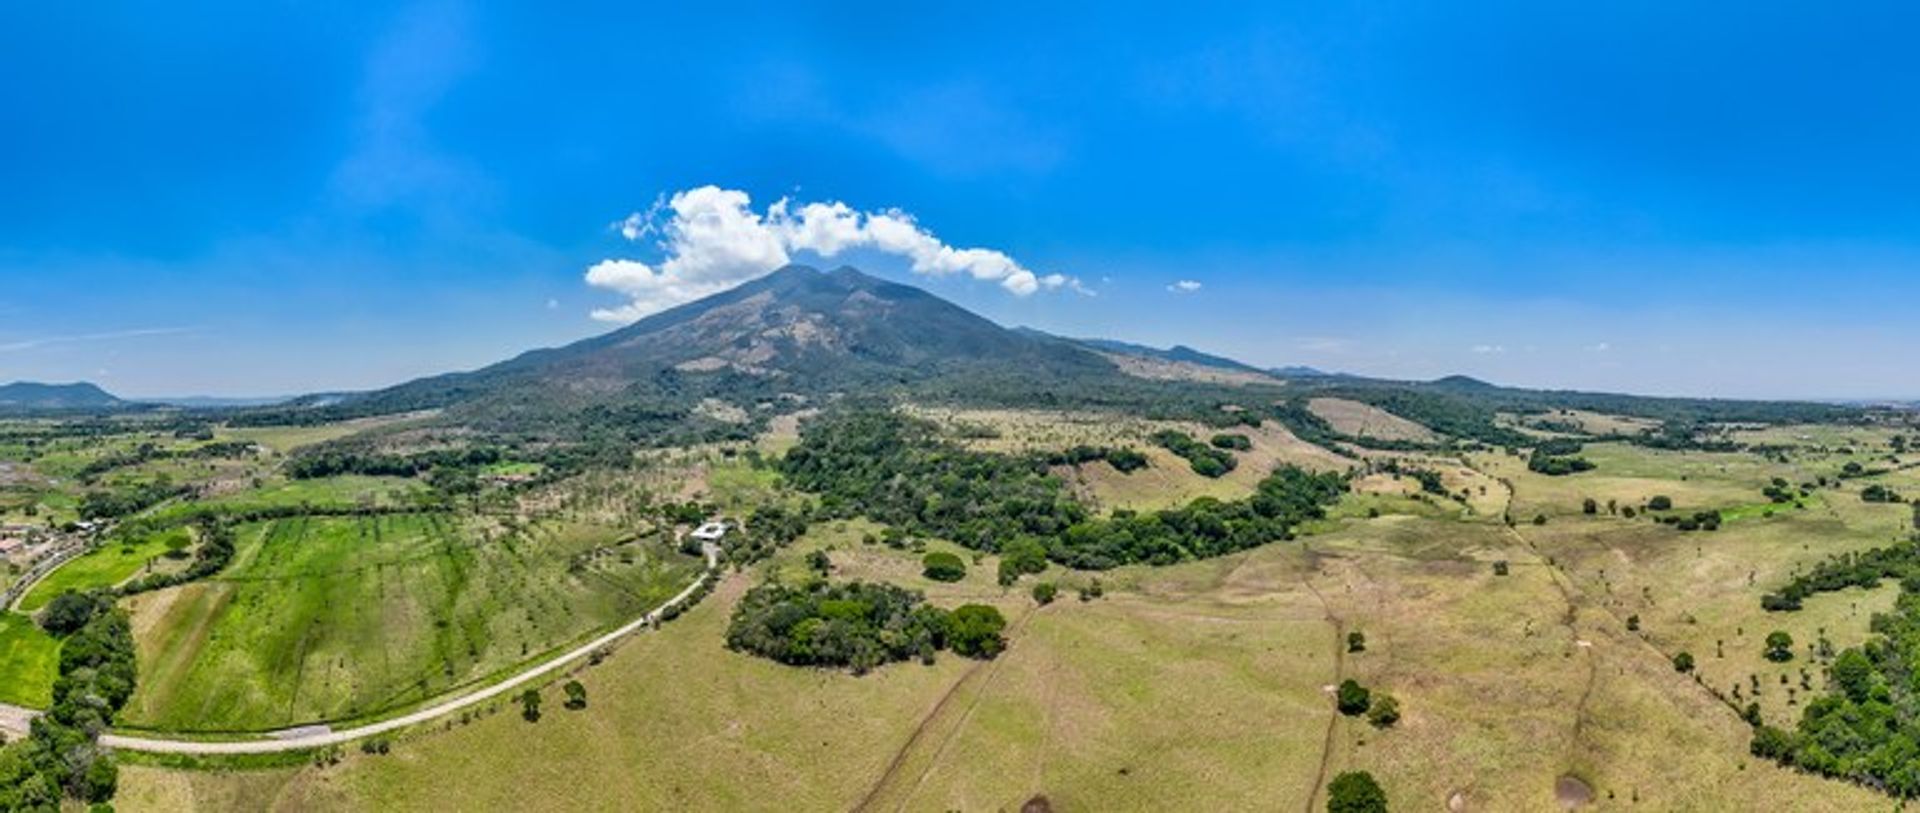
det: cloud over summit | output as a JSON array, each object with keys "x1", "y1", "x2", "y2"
[{"x1": 586, "y1": 186, "x2": 1078, "y2": 322}]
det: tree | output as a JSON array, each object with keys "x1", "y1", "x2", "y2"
[
  {"x1": 1764, "y1": 631, "x2": 1794, "y2": 662},
  {"x1": 1672, "y1": 651, "x2": 1695, "y2": 673},
  {"x1": 1649, "y1": 495, "x2": 1673, "y2": 511},
  {"x1": 519, "y1": 689, "x2": 542, "y2": 722},
  {"x1": 1346, "y1": 631, "x2": 1366, "y2": 653},
  {"x1": 922, "y1": 551, "x2": 966, "y2": 583},
  {"x1": 1366, "y1": 693, "x2": 1400, "y2": 728},
  {"x1": 1336, "y1": 679, "x2": 1371, "y2": 716},
  {"x1": 1492, "y1": 560, "x2": 1509, "y2": 576},
  {"x1": 1326, "y1": 770, "x2": 1388, "y2": 813},
  {"x1": 1031, "y1": 582, "x2": 1058, "y2": 605},
  {"x1": 1831, "y1": 649, "x2": 1873, "y2": 703},
  {"x1": 1626, "y1": 614, "x2": 1640, "y2": 632},
  {"x1": 1532, "y1": 514, "x2": 1547, "y2": 526},
  {"x1": 949, "y1": 604, "x2": 1008, "y2": 659},
  {"x1": 563, "y1": 680, "x2": 588, "y2": 710},
  {"x1": 38, "y1": 591, "x2": 102, "y2": 635},
  {"x1": 1582, "y1": 498, "x2": 1598, "y2": 515},
  {"x1": 805, "y1": 550, "x2": 831, "y2": 576}
]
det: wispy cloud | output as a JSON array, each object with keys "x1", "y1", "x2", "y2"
[
  {"x1": 0, "y1": 327, "x2": 198, "y2": 353},
  {"x1": 1167, "y1": 279, "x2": 1203, "y2": 293},
  {"x1": 1471, "y1": 344, "x2": 1507, "y2": 354}
]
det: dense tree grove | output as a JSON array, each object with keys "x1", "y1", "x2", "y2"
[
  {"x1": 0, "y1": 600, "x2": 137, "y2": 808},
  {"x1": 781, "y1": 411, "x2": 1349, "y2": 570},
  {"x1": 1151, "y1": 429, "x2": 1238, "y2": 477},
  {"x1": 1748, "y1": 539, "x2": 1920, "y2": 796},
  {"x1": 286, "y1": 446, "x2": 506, "y2": 480},
  {"x1": 724, "y1": 581, "x2": 1004, "y2": 673},
  {"x1": 1209, "y1": 433, "x2": 1253, "y2": 451}
]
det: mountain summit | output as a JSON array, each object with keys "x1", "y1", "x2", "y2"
[{"x1": 339, "y1": 265, "x2": 1117, "y2": 423}]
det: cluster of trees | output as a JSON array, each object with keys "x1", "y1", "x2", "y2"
[
  {"x1": 1377, "y1": 460, "x2": 1447, "y2": 496},
  {"x1": 1150, "y1": 429, "x2": 1238, "y2": 478},
  {"x1": 1326, "y1": 770, "x2": 1388, "y2": 813},
  {"x1": 286, "y1": 446, "x2": 506, "y2": 480},
  {"x1": 724, "y1": 580, "x2": 1006, "y2": 673},
  {"x1": 79, "y1": 479, "x2": 192, "y2": 519},
  {"x1": 1863, "y1": 484, "x2": 1905, "y2": 504},
  {"x1": 1041, "y1": 444, "x2": 1149, "y2": 473},
  {"x1": 1659, "y1": 510, "x2": 1723, "y2": 532},
  {"x1": 121, "y1": 520, "x2": 236, "y2": 594},
  {"x1": 1527, "y1": 439, "x2": 1596, "y2": 476},
  {"x1": 780, "y1": 410, "x2": 1349, "y2": 571},
  {"x1": 0, "y1": 592, "x2": 137, "y2": 808},
  {"x1": 721, "y1": 503, "x2": 811, "y2": 564},
  {"x1": 1209, "y1": 433, "x2": 1252, "y2": 451}
]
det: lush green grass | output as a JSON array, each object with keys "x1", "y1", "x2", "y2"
[
  {"x1": 143, "y1": 475, "x2": 424, "y2": 524},
  {"x1": 17, "y1": 529, "x2": 187, "y2": 611},
  {"x1": 0, "y1": 611, "x2": 59, "y2": 708},
  {"x1": 119, "y1": 513, "x2": 703, "y2": 732}
]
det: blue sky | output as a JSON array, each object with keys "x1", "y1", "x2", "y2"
[{"x1": 3, "y1": 2, "x2": 1918, "y2": 399}]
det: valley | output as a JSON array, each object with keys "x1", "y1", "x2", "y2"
[{"x1": 1, "y1": 268, "x2": 1915, "y2": 811}]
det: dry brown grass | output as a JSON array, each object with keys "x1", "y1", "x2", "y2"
[{"x1": 1307, "y1": 398, "x2": 1439, "y2": 443}]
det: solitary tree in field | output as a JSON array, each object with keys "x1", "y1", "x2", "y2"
[
  {"x1": 1336, "y1": 679, "x2": 1371, "y2": 716},
  {"x1": 1764, "y1": 631, "x2": 1795, "y2": 662},
  {"x1": 1649, "y1": 495, "x2": 1673, "y2": 511},
  {"x1": 519, "y1": 689, "x2": 542, "y2": 722},
  {"x1": 1583, "y1": 498, "x2": 1598, "y2": 515},
  {"x1": 1347, "y1": 631, "x2": 1367, "y2": 653},
  {"x1": 1326, "y1": 770, "x2": 1388, "y2": 813},
  {"x1": 1366, "y1": 693, "x2": 1400, "y2": 728},
  {"x1": 1673, "y1": 651, "x2": 1695, "y2": 673},
  {"x1": 563, "y1": 680, "x2": 588, "y2": 710}
]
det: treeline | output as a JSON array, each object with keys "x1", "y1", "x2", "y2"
[
  {"x1": 1760, "y1": 542, "x2": 1919, "y2": 612},
  {"x1": 724, "y1": 580, "x2": 1006, "y2": 673},
  {"x1": 1750, "y1": 540, "x2": 1920, "y2": 796},
  {"x1": 780, "y1": 411, "x2": 1347, "y2": 570},
  {"x1": 0, "y1": 592, "x2": 137, "y2": 808},
  {"x1": 76, "y1": 439, "x2": 257, "y2": 479},
  {"x1": 120, "y1": 520, "x2": 237, "y2": 595},
  {"x1": 79, "y1": 479, "x2": 192, "y2": 519},
  {"x1": 286, "y1": 446, "x2": 506, "y2": 479},
  {"x1": 1151, "y1": 429, "x2": 1237, "y2": 477},
  {"x1": 1041, "y1": 444, "x2": 1149, "y2": 473}
]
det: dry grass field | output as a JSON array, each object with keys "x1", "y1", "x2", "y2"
[
  {"x1": 114, "y1": 460, "x2": 1898, "y2": 810},
  {"x1": 1307, "y1": 397, "x2": 1440, "y2": 443}
]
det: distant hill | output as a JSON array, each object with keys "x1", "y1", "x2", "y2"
[
  {"x1": 0, "y1": 381, "x2": 123, "y2": 410},
  {"x1": 1070, "y1": 338, "x2": 1266, "y2": 375}
]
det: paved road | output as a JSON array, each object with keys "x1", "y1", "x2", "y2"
[{"x1": 100, "y1": 542, "x2": 721, "y2": 755}]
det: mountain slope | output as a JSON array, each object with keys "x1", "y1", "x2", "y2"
[
  {"x1": 0, "y1": 381, "x2": 123, "y2": 410},
  {"x1": 318, "y1": 265, "x2": 1122, "y2": 428}
]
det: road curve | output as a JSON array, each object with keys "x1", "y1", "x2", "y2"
[{"x1": 100, "y1": 542, "x2": 720, "y2": 755}]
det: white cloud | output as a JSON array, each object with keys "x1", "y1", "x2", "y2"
[
  {"x1": 1168, "y1": 279, "x2": 1202, "y2": 293},
  {"x1": 1471, "y1": 344, "x2": 1507, "y2": 354},
  {"x1": 1589, "y1": 342, "x2": 1612, "y2": 352},
  {"x1": 586, "y1": 186, "x2": 1081, "y2": 322},
  {"x1": 0, "y1": 327, "x2": 197, "y2": 353}
]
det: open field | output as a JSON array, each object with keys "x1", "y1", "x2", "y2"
[
  {"x1": 215, "y1": 413, "x2": 437, "y2": 454},
  {"x1": 118, "y1": 513, "x2": 703, "y2": 732},
  {"x1": 17, "y1": 528, "x2": 188, "y2": 611},
  {"x1": 115, "y1": 480, "x2": 1891, "y2": 810},
  {"x1": 1308, "y1": 397, "x2": 1439, "y2": 442},
  {"x1": 0, "y1": 611, "x2": 59, "y2": 707}
]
